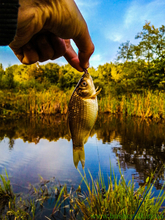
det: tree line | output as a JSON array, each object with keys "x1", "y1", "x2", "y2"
[{"x1": 0, "y1": 22, "x2": 165, "y2": 98}]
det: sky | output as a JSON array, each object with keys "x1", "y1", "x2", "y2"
[{"x1": 0, "y1": 0, "x2": 165, "y2": 69}]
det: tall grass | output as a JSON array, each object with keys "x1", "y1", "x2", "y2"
[
  {"x1": 1, "y1": 165, "x2": 165, "y2": 219},
  {"x1": 1, "y1": 88, "x2": 165, "y2": 119},
  {"x1": 0, "y1": 88, "x2": 73, "y2": 116},
  {"x1": 99, "y1": 91, "x2": 165, "y2": 119},
  {"x1": 0, "y1": 169, "x2": 14, "y2": 211},
  {"x1": 73, "y1": 164, "x2": 165, "y2": 220}
]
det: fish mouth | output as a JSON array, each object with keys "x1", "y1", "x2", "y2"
[
  {"x1": 83, "y1": 68, "x2": 89, "y2": 75},
  {"x1": 82, "y1": 69, "x2": 89, "y2": 79}
]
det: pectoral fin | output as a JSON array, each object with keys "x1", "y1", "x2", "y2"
[{"x1": 90, "y1": 88, "x2": 102, "y2": 99}]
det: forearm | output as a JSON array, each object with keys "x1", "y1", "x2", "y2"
[{"x1": 0, "y1": 0, "x2": 19, "y2": 46}]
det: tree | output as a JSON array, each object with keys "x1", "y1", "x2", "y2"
[
  {"x1": 5, "y1": 66, "x2": 15, "y2": 88},
  {"x1": 135, "y1": 22, "x2": 159, "y2": 66},
  {"x1": 41, "y1": 63, "x2": 60, "y2": 84},
  {"x1": 135, "y1": 22, "x2": 165, "y2": 89},
  {"x1": 117, "y1": 41, "x2": 134, "y2": 62},
  {"x1": 0, "y1": 63, "x2": 4, "y2": 87}
]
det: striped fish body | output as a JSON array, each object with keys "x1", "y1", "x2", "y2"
[
  {"x1": 68, "y1": 90, "x2": 98, "y2": 148},
  {"x1": 68, "y1": 71, "x2": 101, "y2": 168}
]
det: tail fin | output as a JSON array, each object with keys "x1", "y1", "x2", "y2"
[{"x1": 73, "y1": 145, "x2": 85, "y2": 169}]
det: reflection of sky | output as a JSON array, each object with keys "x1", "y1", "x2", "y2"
[
  {"x1": 0, "y1": 133, "x2": 163, "y2": 202},
  {"x1": 0, "y1": 138, "x2": 82, "y2": 192},
  {"x1": 0, "y1": 134, "x2": 139, "y2": 194}
]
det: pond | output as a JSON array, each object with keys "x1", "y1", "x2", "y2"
[{"x1": 0, "y1": 114, "x2": 165, "y2": 218}]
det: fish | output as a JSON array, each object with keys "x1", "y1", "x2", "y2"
[{"x1": 68, "y1": 70, "x2": 101, "y2": 169}]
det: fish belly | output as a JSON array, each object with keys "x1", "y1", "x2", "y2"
[{"x1": 68, "y1": 93, "x2": 98, "y2": 147}]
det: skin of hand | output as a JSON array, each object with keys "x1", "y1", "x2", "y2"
[{"x1": 9, "y1": 0, "x2": 94, "y2": 71}]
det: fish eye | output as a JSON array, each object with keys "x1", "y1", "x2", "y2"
[{"x1": 81, "y1": 80, "x2": 87, "y2": 87}]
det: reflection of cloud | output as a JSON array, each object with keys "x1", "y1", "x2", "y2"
[{"x1": 0, "y1": 138, "x2": 81, "y2": 186}]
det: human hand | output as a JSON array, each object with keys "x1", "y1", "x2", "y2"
[{"x1": 9, "y1": 0, "x2": 94, "y2": 71}]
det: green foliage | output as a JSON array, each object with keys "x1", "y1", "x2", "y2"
[
  {"x1": 1, "y1": 66, "x2": 15, "y2": 89},
  {"x1": 58, "y1": 64, "x2": 82, "y2": 90},
  {"x1": 116, "y1": 22, "x2": 165, "y2": 91},
  {"x1": 73, "y1": 164, "x2": 165, "y2": 220},
  {"x1": 0, "y1": 169, "x2": 14, "y2": 216},
  {"x1": 0, "y1": 22, "x2": 165, "y2": 118},
  {"x1": 117, "y1": 41, "x2": 134, "y2": 62},
  {"x1": 40, "y1": 62, "x2": 60, "y2": 84}
]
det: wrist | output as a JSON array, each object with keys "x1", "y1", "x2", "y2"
[{"x1": 0, "y1": 0, "x2": 19, "y2": 45}]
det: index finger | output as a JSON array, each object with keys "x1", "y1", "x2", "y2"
[
  {"x1": 74, "y1": 25, "x2": 95, "y2": 69},
  {"x1": 63, "y1": 28, "x2": 94, "y2": 71}
]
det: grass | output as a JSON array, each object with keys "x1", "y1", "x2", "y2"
[
  {"x1": 1, "y1": 88, "x2": 165, "y2": 120},
  {"x1": 0, "y1": 88, "x2": 72, "y2": 116},
  {"x1": 0, "y1": 169, "x2": 14, "y2": 213},
  {"x1": 73, "y1": 164, "x2": 165, "y2": 220},
  {"x1": 99, "y1": 91, "x2": 165, "y2": 120},
  {"x1": 0, "y1": 163, "x2": 165, "y2": 219}
]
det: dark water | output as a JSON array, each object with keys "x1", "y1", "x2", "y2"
[{"x1": 0, "y1": 114, "x2": 165, "y2": 217}]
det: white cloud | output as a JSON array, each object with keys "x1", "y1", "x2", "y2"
[
  {"x1": 105, "y1": 0, "x2": 165, "y2": 45},
  {"x1": 75, "y1": 0, "x2": 100, "y2": 7},
  {"x1": 90, "y1": 54, "x2": 101, "y2": 62},
  {"x1": 107, "y1": 33, "x2": 123, "y2": 43},
  {"x1": 74, "y1": 0, "x2": 101, "y2": 20},
  {"x1": 89, "y1": 53, "x2": 105, "y2": 68},
  {"x1": 124, "y1": 0, "x2": 165, "y2": 29}
]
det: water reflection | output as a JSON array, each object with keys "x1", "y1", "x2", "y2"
[
  {"x1": 0, "y1": 114, "x2": 165, "y2": 189},
  {"x1": 94, "y1": 114, "x2": 165, "y2": 188}
]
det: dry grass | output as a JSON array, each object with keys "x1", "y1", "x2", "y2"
[
  {"x1": 0, "y1": 89, "x2": 165, "y2": 119},
  {"x1": 99, "y1": 91, "x2": 165, "y2": 119}
]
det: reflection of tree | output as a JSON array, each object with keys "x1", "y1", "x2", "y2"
[
  {"x1": 8, "y1": 138, "x2": 15, "y2": 149},
  {"x1": 93, "y1": 114, "x2": 165, "y2": 189},
  {"x1": 0, "y1": 114, "x2": 165, "y2": 188},
  {"x1": 0, "y1": 115, "x2": 70, "y2": 144}
]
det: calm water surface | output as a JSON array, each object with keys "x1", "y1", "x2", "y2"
[{"x1": 0, "y1": 114, "x2": 165, "y2": 216}]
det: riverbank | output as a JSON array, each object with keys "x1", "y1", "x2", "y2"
[
  {"x1": 0, "y1": 165, "x2": 165, "y2": 220},
  {"x1": 0, "y1": 89, "x2": 165, "y2": 120}
]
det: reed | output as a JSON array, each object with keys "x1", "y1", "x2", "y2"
[
  {"x1": 0, "y1": 169, "x2": 14, "y2": 211},
  {"x1": 1, "y1": 165, "x2": 165, "y2": 219},
  {"x1": 0, "y1": 88, "x2": 72, "y2": 116},
  {"x1": 1, "y1": 88, "x2": 165, "y2": 119},
  {"x1": 99, "y1": 91, "x2": 165, "y2": 119},
  {"x1": 74, "y1": 166, "x2": 165, "y2": 220}
]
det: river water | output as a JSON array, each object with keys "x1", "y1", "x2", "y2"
[{"x1": 0, "y1": 114, "x2": 165, "y2": 217}]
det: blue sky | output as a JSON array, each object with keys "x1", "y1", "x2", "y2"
[{"x1": 0, "y1": 0, "x2": 165, "y2": 69}]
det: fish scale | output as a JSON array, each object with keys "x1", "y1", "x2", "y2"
[
  {"x1": 68, "y1": 74, "x2": 98, "y2": 148},
  {"x1": 68, "y1": 71, "x2": 100, "y2": 168}
]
